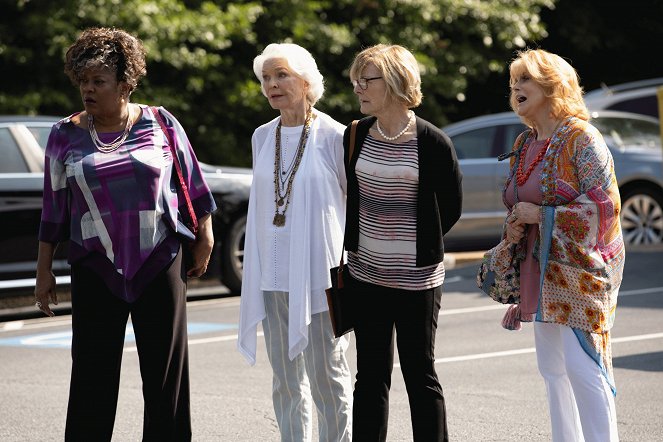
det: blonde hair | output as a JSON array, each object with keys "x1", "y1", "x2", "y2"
[
  {"x1": 349, "y1": 44, "x2": 422, "y2": 108},
  {"x1": 509, "y1": 49, "x2": 589, "y2": 126},
  {"x1": 253, "y1": 43, "x2": 324, "y2": 105}
]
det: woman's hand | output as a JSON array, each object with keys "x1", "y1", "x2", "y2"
[
  {"x1": 505, "y1": 202, "x2": 540, "y2": 244},
  {"x1": 510, "y1": 202, "x2": 541, "y2": 225},
  {"x1": 187, "y1": 214, "x2": 214, "y2": 278},
  {"x1": 505, "y1": 219, "x2": 526, "y2": 244},
  {"x1": 34, "y1": 242, "x2": 58, "y2": 317}
]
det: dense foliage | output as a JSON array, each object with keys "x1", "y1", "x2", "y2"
[{"x1": 2, "y1": 0, "x2": 555, "y2": 166}]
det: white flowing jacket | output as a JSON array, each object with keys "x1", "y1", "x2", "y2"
[{"x1": 238, "y1": 109, "x2": 347, "y2": 365}]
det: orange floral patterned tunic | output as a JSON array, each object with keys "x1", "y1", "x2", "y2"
[{"x1": 505, "y1": 116, "x2": 625, "y2": 394}]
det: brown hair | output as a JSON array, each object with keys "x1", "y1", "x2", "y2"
[
  {"x1": 509, "y1": 49, "x2": 589, "y2": 126},
  {"x1": 64, "y1": 27, "x2": 147, "y2": 94}
]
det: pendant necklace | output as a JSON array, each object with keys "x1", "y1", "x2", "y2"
[
  {"x1": 278, "y1": 132, "x2": 299, "y2": 188},
  {"x1": 272, "y1": 107, "x2": 313, "y2": 226}
]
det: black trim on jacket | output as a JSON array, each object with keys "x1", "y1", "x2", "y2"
[{"x1": 343, "y1": 115, "x2": 463, "y2": 267}]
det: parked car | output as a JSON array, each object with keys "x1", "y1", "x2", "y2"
[
  {"x1": 442, "y1": 110, "x2": 663, "y2": 250},
  {"x1": 584, "y1": 78, "x2": 663, "y2": 119},
  {"x1": 0, "y1": 116, "x2": 250, "y2": 294}
]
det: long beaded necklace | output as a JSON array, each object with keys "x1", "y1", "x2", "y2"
[
  {"x1": 376, "y1": 110, "x2": 414, "y2": 141},
  {"x1": 278, "y1": 132, "x2": 300, "y2": 188},
  {"x1": 272, "y1": 107, "x2": 313, "y2": 227},
  {"x1": 516, "y1": 119, "x2": 563, "y2": 186},
  {"x1": 516, "y1": 137, "x2": 550, "y2": 186},
  {"x1": 88, "y1": 105, "x2": 134, "y2": 153}
]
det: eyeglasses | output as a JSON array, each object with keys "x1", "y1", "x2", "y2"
[{"x1": 352, "y1": 76, "x2": 383, "y2": 90}]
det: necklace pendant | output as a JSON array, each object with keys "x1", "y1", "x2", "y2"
[
  {"x1": 277, "y1": 197, "x2": 284, "y2": 207},
  {"x1": 273, "y1": 213, "x2": 286, "y2": 227}
]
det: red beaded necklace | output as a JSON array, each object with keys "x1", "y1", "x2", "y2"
[{"x1": 516, "y1": 137, "x2": 550, "y2": 186}]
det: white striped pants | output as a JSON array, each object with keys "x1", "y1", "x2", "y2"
[{"x1": 262, "y1": 291, "x2": 353, "y2": 442}]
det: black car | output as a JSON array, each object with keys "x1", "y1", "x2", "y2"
[{"x1": 0, "y1": 116, "x2": 250, "y2": 294}]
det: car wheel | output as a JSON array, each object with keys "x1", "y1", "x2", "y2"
[
  {"x1": 220, "y1": 214, "x2": 246, "y2": 293},
  {"x1": 620, "y1": 186, "x2": 663, "y2": 246}
]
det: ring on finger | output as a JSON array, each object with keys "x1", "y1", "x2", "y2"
[{"x1": 35, "y1": 301, "x2": 42, "y2": 308}]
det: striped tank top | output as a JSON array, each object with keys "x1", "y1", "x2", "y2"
[{"x1": 348, "y1": 134, "x2": 445, "y2": 290}]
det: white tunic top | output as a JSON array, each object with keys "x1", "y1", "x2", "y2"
[{"x1": 238, "y1": 109, "x2": 347, "y2": 365}]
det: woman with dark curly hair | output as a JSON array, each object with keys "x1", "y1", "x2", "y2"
[{"x1": 34, "y1": 27, "x2": 216, "y2": 441}]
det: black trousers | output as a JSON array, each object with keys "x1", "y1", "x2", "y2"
[
  {"x1": 65, "y1": 249, "x2": 191, "y2": 442},
  {"x1": 350, "y1": 275, "x2": 448, "y2": 442}
]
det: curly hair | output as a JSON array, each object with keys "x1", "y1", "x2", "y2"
[
  {"x1": 509, "y1": 49, "x2": 589, "y2": 126},
  {"x1": 64, "y1": 27, "x2": 147, "y2": 93}
]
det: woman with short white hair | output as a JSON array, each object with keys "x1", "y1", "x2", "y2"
[{"x1": 238, "y1": 43, "x2": 352, "y2": 442}]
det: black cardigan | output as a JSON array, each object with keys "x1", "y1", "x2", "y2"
[{"x1": 343, "y1": 116, "x2": 463, "y2": 267}]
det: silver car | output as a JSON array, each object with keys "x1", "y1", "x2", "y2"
[
  {"x1": 583, "y1": 78, "x2": 663, "y2": 119},
  {"x1": 442, "y1": 110, "x2": 663, "y2": 250}
]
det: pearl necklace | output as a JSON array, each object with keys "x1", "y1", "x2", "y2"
[
  {"x1": 88, "y1": 106, "x2": 134, "y2": 153},
  {"x1": 376, "y1": 110, "x2": 414, "y2": 141}
]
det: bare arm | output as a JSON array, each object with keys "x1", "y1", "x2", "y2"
[
  {"x1": 34, "y1": 241, "x2": 59, "y2": 317},
  {"x1": 187, "y1": 213, "x2": 214, "y2": 278}
]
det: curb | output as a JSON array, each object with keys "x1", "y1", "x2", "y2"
[{"x1": 444, "y1": 251, "x2": 485, "y2": 269}]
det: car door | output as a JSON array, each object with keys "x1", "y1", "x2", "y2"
[
  {"x1": 446, "y1": 125, "x2": 505, "y2": 248},
  {"x1": 0, "y1": 125, "x2": 45, "y2": 283},
  {"x1": 499, "y1": 122, "x2": 528, "y2": 199}
]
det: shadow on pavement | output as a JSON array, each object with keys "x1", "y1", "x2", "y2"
[{"x1": 613, "y1": 351, "x2": 663, "y2": 372}]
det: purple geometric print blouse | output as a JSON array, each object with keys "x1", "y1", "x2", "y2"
[{"x1": 39, "y1": 105, "x2": 216, "y2": 302}]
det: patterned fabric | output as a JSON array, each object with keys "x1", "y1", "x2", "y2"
[
  {"x1": 39, "y1": 104, "x2": 216, "y2": 302},
  {"x1": 504, "y1": 117, "x2": 625, "y2": 393},
  {"x1": 476, "y1": 239, "x2": 521, "y2": 304},
  {"x1": 348, "y1": 135, "x2": 445, "y2": 290}
]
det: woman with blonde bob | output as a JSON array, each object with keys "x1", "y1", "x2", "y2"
[
  {"x1": 238, "y1": 43, "x2": 352, "y2": 441},
  {"x1": 344, "y1": 44, "x2": 462, "y2": 441},
  {"x1": 503, "y1": 48, "x2": 624, "y2": 441}
]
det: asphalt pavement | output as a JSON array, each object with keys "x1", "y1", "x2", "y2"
[{"x1": 1, "y1": 248, "x2": 661, "y2": 441}]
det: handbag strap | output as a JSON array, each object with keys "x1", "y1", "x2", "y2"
[
  {"x1": 348, "y1": 119, "x2": 358, "y2": 165},
  {"x1": 338, "y1": 120, "x2": 359, "y2": 268},
  {"x1": 150, "y1": 106, "x2": 199, "y2": 234}
]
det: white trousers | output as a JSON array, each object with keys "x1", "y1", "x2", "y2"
[
  {"x1": 262, "y1": 291, "x2": 353, "y2": 442},
  {"x1": 534, "y1": 322, "x2": 618, "y2": 442}
]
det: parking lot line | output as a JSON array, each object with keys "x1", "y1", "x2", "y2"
[{"x1": 406, "y1": 331, "x2": 663, "y2": 366}]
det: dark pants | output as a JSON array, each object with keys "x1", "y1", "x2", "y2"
[
  {"x1": 350, "y1": 275, "x2": 448, "y2": 442},
  {"x1": 65, "y1": 249, "x2": 191, "y2": 442}
]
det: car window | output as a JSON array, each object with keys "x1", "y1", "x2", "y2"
[
  {"x1": 501, "y1": 123, "x2": 528, "y2": 154},
  {"x1": 450, "y1": 126, "x2": 496, "y2": 159},
  {"x1": 606, "y1": 96, "x2": 658, "y2": 119},
  {"x1": 0, "y1": 128, "x2": 30, "y2": 173},
  {"x1": 27, "y1": 126, "x2": 53, "y2": 151},
  {"x1": 592, "y1": 116, "x2": 661, "y2": 149}
]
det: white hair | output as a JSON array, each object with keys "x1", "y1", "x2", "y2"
[{"x1": 253, "y1": 43, "x2": 324, "y2": 105}]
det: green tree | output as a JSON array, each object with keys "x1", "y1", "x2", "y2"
[{"x1": 0, "y1": 0, "x2": 553, "y2": 166}]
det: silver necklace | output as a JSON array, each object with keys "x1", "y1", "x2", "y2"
[
  {"x1": 376, "y1": 110, "x2": 414, "y2": 141},
  {"x1": 272, "y1": 108, "x2": 313, "y2": 227},
  {"x1": 88, "y1": 106, "x2": 134, "y2": 153},
  {"x1": 278, "y1": 132, "x2": 300, "y2": 187}
]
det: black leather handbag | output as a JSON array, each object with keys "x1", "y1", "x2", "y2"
[{"x1": 325, "y1": 120, "x2": 358, "y2": 338}]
